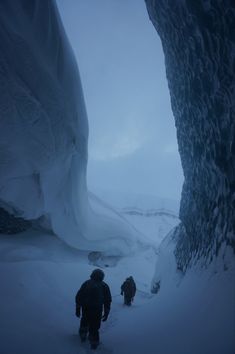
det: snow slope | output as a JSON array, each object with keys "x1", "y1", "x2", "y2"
[
  {"x1": 88, "y1": 190, "x2": 180, "y2": 246},
  {"x1": 88, "y1": 191, "x2": 180, "y2": 247},
  {"x1": 105, "y1": 234, "x2": 235, "y2": 354},
  {"x1": 122, "y1": 209, "x2": 178, "y2": 246},
  {"x1": 0, "y1": 0, "x2": 139, "y2": 256},
  {"x1": 0, "y1": 222, "x2": 234, "y2": 354},
  {"x1": 0, "y1": 227, "x2": 156, "y2": 354},
  {"x1": 91, "y1": 190, "x2": 180, "y2": 214}
]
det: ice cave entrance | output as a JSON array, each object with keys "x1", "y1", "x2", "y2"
[{"x1": 57, "y1": 0, "x2": 183, "y2": 215}]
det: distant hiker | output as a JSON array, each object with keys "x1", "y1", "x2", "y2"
[
  {"x1": 75, "y1": 269, "x2": 112, "y2": 350},
  {"x1": 121, "y1": 276, "x2": 136, "y2": 306}
]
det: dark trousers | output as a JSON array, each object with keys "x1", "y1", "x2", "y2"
[
  {"x1": 79, "y1": 307, "x2": 102, "y2": 345},
  {"x1": 124, "y1": 294, "x2": 132, "y2": 306}
]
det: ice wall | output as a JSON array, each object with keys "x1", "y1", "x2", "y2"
[
  {"x1": 145, "y1": 0, "x2": 235, "y2": 270},
  {"x1": 0, "y1": 0, "x2": 137, "y2": 255}
]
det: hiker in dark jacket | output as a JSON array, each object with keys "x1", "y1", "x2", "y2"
[
  {"x1": 75, "y1": 269, "x2": 112, "y2": 350},
  {"x1": 121, "y1": 276, "x2": 136, "y2": 306}
]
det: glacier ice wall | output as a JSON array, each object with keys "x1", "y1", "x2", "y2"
[
  {"x1": 0, "y1": 0, "x2": 138, "y2": 255},
  {"x1": 145, "y1": 0, "x2": 235, "y2": 270},
  {"x1": 0, "y1": 0, "x2": 88, "y2": 221}
]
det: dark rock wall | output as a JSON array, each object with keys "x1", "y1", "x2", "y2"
[
  {"x1": 145, "y1": 0, "x2": 235, "y2": 270},
  {"x1": 0, "y1": 207, "x2": 31, "y2": 234}
]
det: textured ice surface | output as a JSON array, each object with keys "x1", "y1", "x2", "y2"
[
  {"x1": 145, "y1": 0, "x2": 235, "y2": 269},
  {"x1": 0, "y1": 1, "x2": 138, "y2": 255}
]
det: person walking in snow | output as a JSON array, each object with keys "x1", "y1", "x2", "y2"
[
  {"x1": 121, "y1": 276, "x2": 136, "y2": 306},
  {"x1": 75, "y1": 269, "x2": 112, "y2": 350}
]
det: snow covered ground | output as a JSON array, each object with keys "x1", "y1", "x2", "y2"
[
  {"x1": 0, "y1": 198, "x2": 234, "y2": 354},
  {"x1": 0, "y1": 227, "x2": 156, "y2": 354}
]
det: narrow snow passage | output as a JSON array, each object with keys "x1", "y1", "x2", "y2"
[
  {"x1": 0, "y1": 230, "x2": 156, "y2": 354},
  {"x1": 0, "y1": 230, "x2": 234, "y2": 354}
]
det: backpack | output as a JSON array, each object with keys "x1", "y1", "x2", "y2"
[{"x1": 82, "y1": 279, "x2": 104, "y2": 308}]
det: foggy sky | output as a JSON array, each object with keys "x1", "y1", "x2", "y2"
[{"x1": 56, "y1": 0, "x2": 184, "y2": 201}]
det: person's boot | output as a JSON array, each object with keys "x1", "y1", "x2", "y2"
[
  {"x1": 79, "y1": 332, "x2": 87, "y2": 342},
  {"x1": 90, "y1": 341, "x2": 99, "y2": 350},
  {"x1": 89, "y1": 336, "x2": 99, "y2": 350}
]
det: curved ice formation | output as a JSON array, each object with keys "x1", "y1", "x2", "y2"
[{"x1": 0, "y1": 0, "x2": 138, "y2": 255}]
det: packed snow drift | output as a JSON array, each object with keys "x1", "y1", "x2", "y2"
[{"x1": 0, "y1": 219, "x2": 234, "y2": 354}]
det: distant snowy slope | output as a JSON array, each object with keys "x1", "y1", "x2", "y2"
[
  {"x1": 92, "y1": 189, "x2": 180, "y2": 214},
  {"x1": 122, "y1": 210, "x2": 179, "y2": 246},
  {"x1": 89, "y1": 190, "x2": 180, "y2": 245},
  {"x1": 0, "y1": 1, "x2": 139, "y2": 255}
]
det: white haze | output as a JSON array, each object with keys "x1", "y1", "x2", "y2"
[{"x1": 56, "y1": 0, "x2": 184, "y2": 201}]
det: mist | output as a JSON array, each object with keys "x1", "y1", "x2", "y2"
[{"x1": 56, "y1": 0, "x2": 184, "y2": 202}]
